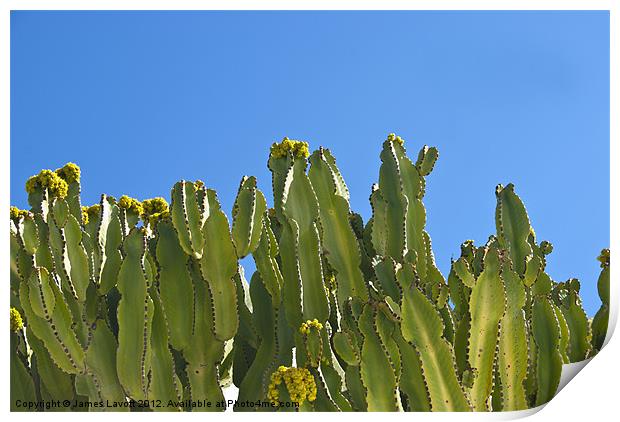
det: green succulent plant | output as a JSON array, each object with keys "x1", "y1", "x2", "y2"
[{"x1": 10, "y1": 137, "x2": 608, "y2": 412}]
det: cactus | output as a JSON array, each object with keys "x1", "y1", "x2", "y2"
[
  {"x1": 591, "y1": 249, "x2": 610, "y2": 354},
  {"x1": 10, "y1": 135, "x2": 608, "y2": 412}
]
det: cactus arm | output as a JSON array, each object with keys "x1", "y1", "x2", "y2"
[
  {"x1": 27, "y1": 266, "x2": 56, "y2": 319},
  {"x1": 155, "y1": 220, "x2": 194, "y2": 351},
  {"x1": 10, "y1": 332, "x2": 37, "y2": 411},
  {"x1": 234, "y1": 268, "x2": 257, "y2": 347},
  {"x1": 344, "y1": 365, "x2": 367, "y2": 411},
  {"x1": 148, "y1": 289, "x2": 182, "y2": 410},
  {"x1": 281, "y1": 159, "x2": 329, "y2": 323},
  {"x1": 553, "y1": 304, "x2": 571, "y2": 363},
  {"x1": 369, "y1": 186, "x2": 389, "y2": 257},
  {"x1": 183, "y1": 259, "x2": 226, "y2": 410},
  {"x1": 27, "y1": 327, "x2": 76, "y2": 402},
  {"x1": 64, "y1": 214, "x2": 91, "y2": 302},
  {"x1": 467, "y1": 248, "x2": 505, "y2": 411},
  {"x1": 495, "y1": 184, "x2": 532, "y2": 276},
  {"x1": 333, "y1": 331, "x2": 360, "y2": 366},
  {"x1": 591, "y1": 254, "x2": 610, "y2": 353},
  {"x1": 170, "y1": 181, "x2": 204, "y2": 259},
  {"x1": 393, "y1": 143, "x2": 428, "y2": 277},
  {"x1": 497, "y1": 263, "x2": 528, "y2": 410},
  {"x1": 531, "y1": 296, "x2": 563, "y2": 406},
  {"x1": 232, "y1": 176, "x2": 267, "y2": 258},
  {"x1": 232, "y1": 269, "x2": 258, "y2": 388},
  {"x1": 377, "y1": 141, "x2": 407, "y2": 260},
  {"x1": 308, "y1": 149, "x2": 368, "y2": 306},
  {"x1": 20, "y1": 216, "x2": 39, "y2": 255},
  {"x1": 358, "y1": 305, "x2": 400, "y2": 411},
  {"x1": 559, "y1": 294, "x2": 591, "y2": 362},
  {"x1": 392, "y1": 329, "x2": 432, "y2": 411},
  {"x1": 278, "y1": 221, "x2": 304, "y2": 329},
  {"x1": 252, "y1": 215, "x2": 284, "y2": 303},
  {"x1": 237, "y1": 272, "x2": 278, "y2": 405},
  {"x1": 199, "y1": 191, "x2": 239, "y2": 341},
  {"x1": 116, "y1": 228, "x2": 154, "y2": 399},
  {"x1": 98, "y1": 199, "x2": 123, "y2": 295},
  {"x1": 320, "y1": 363, "x2": 353, "y2": 411},
  {"x1": 19, "y1": 269, "x2": 85, "y2": 374},
  {"x1": 85, "y1": 320, "x2": 127, "y2": 404},
  {"x1": 415, "y1": 146, "x2": 439, "y2": 177},
  {"x1": 401, "y1": 280, "x2": 470, "y2": 411},
  {"x1": 47, "y1": 216, "x2": 78, "y2": 301},
  {"x1": 372, "y1": 258, "x2": 399, "y2": 302},
  {"x1": 32, "y1": 214, "x2": 55, "y2": 273}
]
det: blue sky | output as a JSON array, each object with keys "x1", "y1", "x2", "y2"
[{"x1": 11, "y1": 11, "x2": 609, "y2": 315}]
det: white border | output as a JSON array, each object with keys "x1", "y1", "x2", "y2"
[{"x1": 2, "y1": 1, "x2": 616, "y2": 420}]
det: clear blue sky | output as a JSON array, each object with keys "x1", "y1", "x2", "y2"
[{"x1": 11, "y1": 11, "x2": 609, "y2": 315}]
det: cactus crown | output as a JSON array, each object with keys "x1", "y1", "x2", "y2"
[
  {"x1": 299, "y1": 319, "x2": 323, "y2": 335},
  {"x1": 540, "y1": 240, "x2": 554, "y2": 255},
  {"x1": 10, "y1": 206, "x2": 31, "y2": 221},
  {"x1": 267, "y1": 366, "x2": 317, "y2": 405},
  {"x1": 25, "y1": 169, "x2": 69, "y2": 198},
  {"x1": 81, "y1": 204, "x2": 101, "y2": 225},
  {"x1": 55, "y1": 162, "x2": 81, "y2": 184},
  {"x1": 142, "y1": 197, "x2": 169, "y2": 216},
  {"x1": 118, "y1": 195, "x2": 143, "y2": 215},
  {"x1": 270, "y1": 137, "x2": 310, "y2": 159},
  {"x1": 387, "y1": 133, "x2": 404, "y2": 146},
  {"x1": 141, "y1": 197, "x2": 170, "y2": 227},
  {"x1": 10, "y1": 307, "x2": 23, "y2": 332},
  {"x1": 598, "y1": 248, "x2": 610, "y2": 268}
]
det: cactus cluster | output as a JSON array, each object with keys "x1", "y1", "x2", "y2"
[{"x1": 10, "y1": 135, "x2": 609, "y2": 412}]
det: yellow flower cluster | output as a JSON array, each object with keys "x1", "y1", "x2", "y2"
[
  {"x1": 299, "y1": 319, "x2": 323, "y2": 335},
  {"x1": 598, "y1": 248, "x2": 610, "y2": 268},
  {"x1": 141, "y1": 197, "x2": 170, "y2": 227},
  {"x1": 386, "y1": 133, "x2": 404, "y2": 146},
  {"x1": 118, "y1": 195, "x2": 143, "y2": 215},
  {"x1": 142, "y1": 197, "x2": 169, "y2": 216},
  {"x1": 81, "y1": 204, "x2": 101, "y2": 225},
  {"x1": 10, "y1": 206, "x2": 31, "y2": 221},
  {"x1": 194, "y1": 180, "x2": 205, "y2": 190},
  {"x1": 270, "y1": 137, "x2": 310, "y2": 159},
  {"x1": 10, "y1": 307, "x2": 23, "y2": 332},
  {"x1": 146, "y1": 211, "x2": 170, "y2": 227},
  {"x1": 267, "y1": 366, "x2": 317, "y2": 405},
  {"x1": 25, "y1": 169, "x2": 69, "y2": 198},
  {"x1": 55, "y1": 162, "x2": 81, "y2": 183}
]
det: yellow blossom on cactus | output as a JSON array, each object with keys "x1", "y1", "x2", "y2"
[
  {"x1": 81, "y1": 204, "x2": 100, "y2": 225},
  {"x1": 10, "y1": 206, "x2": 31, "y2": 221},
  {"x1": 387, "y1": 133, "x2": 404, "y2": 146},
  {"x1": 194, "y1": 180, "x2": 205, "y2": 190},
  {"x1": 25, "y1": 169, "x2": 69, "y2": 198},
  {"x1": 55, "y1": 162, "x2": 81, "y2": 183},
  {"x1": 10, "y1": 307, "x2": 23, "y2": 332},
  {"x1": 299, "y1": 319, "x2": 323, "y2": 335},
  {"x1": 81, "y1": 206, "x2": 89, "y2": 225},
  {"x1": 25, "y1": 176, "x2": 38, "y2": 194},
  {"x1": 147, "y1": 211, "x2": 170, "y2": 227},
  {"x1": 142, "y1": 197, "x2": 169, "y2": 217},
  {"x1": 118, "y1": 195, "x2": 143, "y2": 215},
  {"x1": 267, "y1": 366, "x2": 317, "y2": 405},
  {"x1": 270, "y1": 137, "x2": 310, "y2": 159}
]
